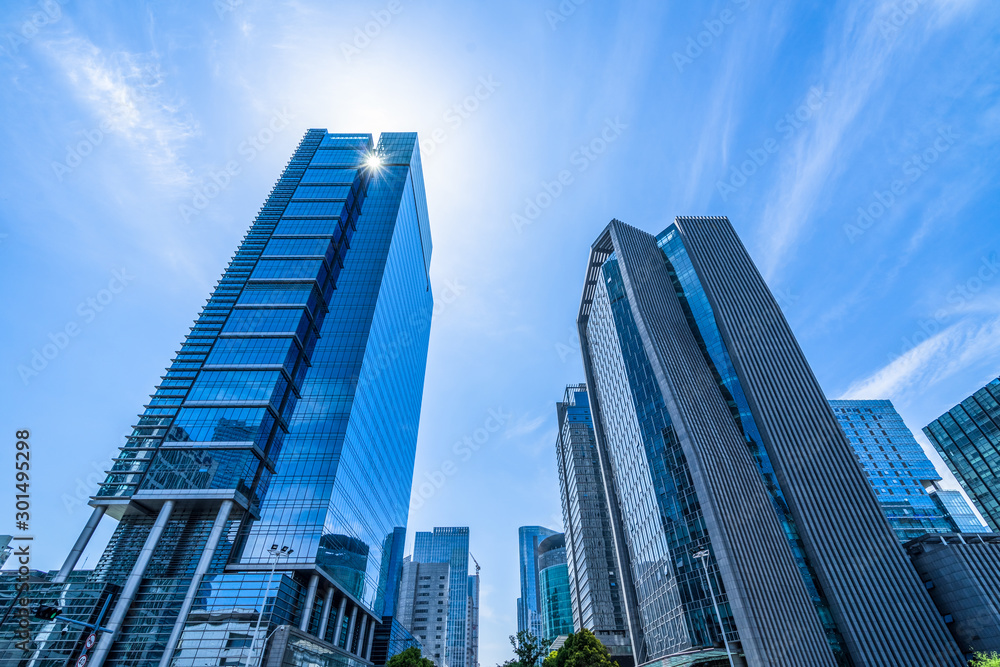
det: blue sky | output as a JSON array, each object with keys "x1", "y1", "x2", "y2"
[{"x1": 1, "y1": 0, "x2": 999, "y2": 664}]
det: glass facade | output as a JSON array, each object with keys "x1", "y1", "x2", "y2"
[
  {"x1": 930, "y1": 490, "x2": 991, "y2": 534},
  {"x1": 412, "y1": 528, "x2": 475, "y2": 667},
  {"x1": 12, "y1": 131, "x2": 434, "y2": 667},
  {"x1": 554, "y1": 385, "x2": 629, "y2": 659},
  {"x1": 924, "y1": 378, "x2": 1000, "y2": 533},
  {"x1": 516, "y1": 526, "x2": 557, "y2": 640},
  {"x1": 830, "y1": 399, "x2": 959, "y2": 541},
  {"x1": 536, "y1": 534, "x2": 574, "y2": 641}
]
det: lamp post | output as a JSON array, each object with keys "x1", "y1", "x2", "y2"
[
  {"x1": 692, "y1": 549, "x2": 735, "y2": 667},
  {"x1": 249, "y1": 544, "x2": 293, "y2": 667}
]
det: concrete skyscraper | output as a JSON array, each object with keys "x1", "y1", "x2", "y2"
[
  {"x1": 0, "y1": 131, "x2": 434, "y2": 667},
  {"x1": 554, "y1": 385, "x2": 631, "y2": 665},
  {"x1": 924, "y1": 377, "x2": 1000, "y2": 532},
  {"x1": 411, "y1": 528, "x2": 478, "y2": 667},
  {"x1": 577, "y1": 217, "x2": 963, "y2": 666}
]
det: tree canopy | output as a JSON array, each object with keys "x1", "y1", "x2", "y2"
[
  {"x1": 542, "y1": 629, "x2": 619, "y2": 667},
  {"x1": 498, "y1": 630, "x2": 552, "y2": 667},
  {"x1": 387, "y1": 647, "x2": 436, "y2": 667},
  {"x1": 971, "y1": 652, "x2": 1000, "y2": 667}
]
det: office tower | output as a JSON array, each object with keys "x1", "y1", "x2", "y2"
[
  {"x1": 577, "y1": 217, "x2": 963, "y2": 666},
  {"x1": 924, "y1": 377, "x2": 1000, "y2": 532},
  {"x1": 7, "y1": 131, "x2": 434, "y2": 667},
  {"x1": 905, "y1": 533, "x2": 1000, "y2": 657},
  {"x1": 371, "y1": 528, "x2": 422, "y2": 666},
  {"x1": 397, "y1": 561, "x2": 450, "y2": 667},
  {"x1": 830, "y1": 399, "x2": 956, "y2": 540},
  {"x1": 516, "y1": 525, "x2": 558, "y2": 639},
  {"x1": 930, "y1": 488, "x2": 991, "y2": 533},
  {"x1": 536, "y1": 534, "x2": 574, "y2": 641},
  {"x1": 466, "y1": 574, "x2": 479, "y2": 667},
  {"x1": 413, "y1": 528, "x2": 476, "y2": 667},
  {"x1": 554, "y1": 385, "x2": 631, "y2": 665}
]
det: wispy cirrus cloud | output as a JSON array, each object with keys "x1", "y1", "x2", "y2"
[
  {"x1": 840, "y1": 315, "x2": 1000, "y2": 400},
  {"x1": 41, "y1": 34, "x2": 198, "y2": 186},
  {"x1": 756, "y1": 0, "x2": 982, "y2": 281}
]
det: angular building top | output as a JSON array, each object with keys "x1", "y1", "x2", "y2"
[
  {"x1": 924, "y1": 377, "x2": 1000, "y2": 533},
  {"x1": 576, "y1": 217, "x2": 963, "y2": 666}
]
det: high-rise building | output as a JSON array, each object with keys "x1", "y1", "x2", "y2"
[
  {"x1": 412, "y1": 528, "x2": 476, "y2": 667},
  {"x1": 924, "y1": 377, "x2": 1000, "y2": 532},
  {"x1": 829, "y1": 399, "x2": 958, "y2": 540},
  {"x1": 930, "y1": 489, "x2": 991, "y2": 533},
  {"x1": 577, "y1": 217, "x2": 963, "y2": 666},
  {"x1": 396, "y1": 561, "x2": 450, "y2": 667},
  {"x1": 3, "y1": 131, "x2": 434, "y2": 667},
  {"x1": 536, "y1": 534, "x2": 574, "y2": 641},
  {"x1": 466, "y1": 574, "x2": 480, "y2": 667},
  {"x1": 516, "y1": 525, "x2": 558, "y2": 639},
  {"x1": 554, "y1": 385, "x2": 631, "y2": 665},
  {"x1": 371, "y1": 527, "x2": 422, "y2": 666}
]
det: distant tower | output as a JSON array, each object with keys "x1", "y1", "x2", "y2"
[
  {"x1": 413, "y1": 528, "x2": 476, "y2": 667},
  {"x1": 516, "y1": 525, "x2": 558, "y2": 639}
]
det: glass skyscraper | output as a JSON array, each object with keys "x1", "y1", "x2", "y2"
[
  {"x1": 412, "y1": 528, "x2": 477, "y2": 667},
  {"x1": 515, "y1": 525, "x2": 558, "y2": 640},
  {"x1": 577, "y1": 217, "x2": 963, "y2": 666},
  {"x1": 536, "y1": 534, "x2": 574, "y2": 641},
  {"x1": 931, "y1": 489, "x2": 991, "y2": 534},
  {"x1": 1, "y1": 131, "x2": 434, "y2": 667},
  {"x1": 924, "y1": 377, "x2": 1000, "y2": 533},
  {"x1": 554, "y1": 385, "x2": 630, "y2": 665},
  {"x1": 829, "y1": 399, "x2": 965, "y2": 540}
]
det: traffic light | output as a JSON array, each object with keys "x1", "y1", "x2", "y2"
[{"x1": 34, "y1": 606, "x2": 62, "y2": 620}]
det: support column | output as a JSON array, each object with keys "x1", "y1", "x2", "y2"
[
  {"x1": 317, "y1": 588, "x2": 335, "y2": 640},
  {"x1": 299, "y1": 573, "x2": 320, "y2": 632},
  {"x1": 345, "y1": 605, "x2": 358, "y2": 652},
  {"x1": 53, "y1": 506, "x2": 106, "y2": 584},
  {"x1": 365, "y1": 620, "x2": 376, "y2": 660},
  {"x1": 332, "y1": 597, "x2": 348, "y2": 646},
  {"x1": 89, "y1": 500, "x2": 175, "y2": 667},
  {"x1": 355, "y1": 615, "x2": 368, "y2": 656},
  {"x1": 158, "y1": 500, "x2": 234, "y2": 667}
]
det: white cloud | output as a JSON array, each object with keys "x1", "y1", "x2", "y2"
[{"x1": 42, "y1": 35, "x2": 198, "y2": 186}]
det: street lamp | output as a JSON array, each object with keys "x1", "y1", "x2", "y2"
[
  {"x1": 692, "y1": 549, "x2": 735, "y2": 667},
  {"x1": 249, "y1": 544, "x2": 293, "y2": 667}
]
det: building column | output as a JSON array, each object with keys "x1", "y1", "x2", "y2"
[
  {"x1": 52, "y1": 506, "x2": 106, "y2": 583},
  {"x1": 345, "y1": 605, "x2": 358, "y2": 651},
  {"x1": 158, "y1": 500, "x2": 234, "y2": 667},
  {"x1": 355, "y1": 615, "x2": 368, "y2": 656},
  {"x1": 317, "y1": 588, "x2": 335, "y2": 640},
  {"x1": 365, "y1": 620, "x2": 376, "y2": 660},
  {"x1": 299, "y1": 573, "x2": 320, "y2": 632},
  {"x1": 332, "y1": 597, "x2": 348, "y2": 646},
  {"x1": 89, "y1": 500, "x2": 175, "y2": 667}
]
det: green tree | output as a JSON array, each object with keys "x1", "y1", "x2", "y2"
[
  {"x1": 387, "y1": 647, "x2": 436, "y2": 667},
  {"x1": 542, "y1": 629, "x2": 618, "y2": 667},
  {"x1": 499, "y1": 630, "x2": 551, "y2": 667},
  {"x1": 970, "y1": 652, "x2": 1000, "y2": 667}
]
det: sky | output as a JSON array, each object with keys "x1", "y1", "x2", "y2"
[{"x1": 1, "y1": 0, "x2": 999, "y2": 664}]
